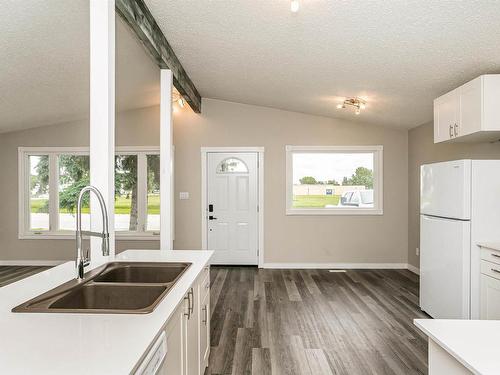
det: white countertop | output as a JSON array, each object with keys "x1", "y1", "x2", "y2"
[
  {"x1": 0, "y1": 250, "x2": 213, "y2": 375},
  {"x1": 415, "y1": 319, "x2": 500, "y2": 375}
]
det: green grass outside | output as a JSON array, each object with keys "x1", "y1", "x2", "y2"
[
  {"x1": 292, "y1": 194, "x2": 340, "y2": 208},
  {"x1": 30, "y1": 194, "x2": 160, "y2": 214}
]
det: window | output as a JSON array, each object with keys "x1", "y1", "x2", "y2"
[
  {"x1": 285, "y1": 145, "x2": 383, "y2": 215},
  {"x1": 28, "y1": 155, "x2": 49, "y2": 231},
  {"x1": 58, "y1": 154, "x2": 90, "y2": 231},
  {"x1": 115, "y1": 154, "x2": 138, "y2": 232},
  {"x1": 146, "y1": 154, "x2": 160, "y2": 231},
  {"x1": 19, "y1": 147, "x2": 160, "y2": 239},
  {"x1": 216, "y1": 158, "x2": 248, "y2": 173}
]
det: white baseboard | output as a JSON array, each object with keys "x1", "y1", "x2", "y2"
[
  {"x1": 407, "y1": 264, "x2": 420, "y2": 275},
  {"x1": 262, "y1": 262, "x2": 409, "y2": 269},
  {"x1": 0, "y1": 260, "x2": 65, "y2": 266}
]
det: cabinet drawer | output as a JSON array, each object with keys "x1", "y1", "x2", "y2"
[
  {"x1": 481, "y1": 260, "x2": 500, "y2": 280},
  {"x1": 481, "y1": 247, "x2": 500, "y2": 265}
]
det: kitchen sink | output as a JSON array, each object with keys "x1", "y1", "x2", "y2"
[
  {"x1": 50, "y1": 284, "x2": 168, "y2": 311},
  {"x1": 94, "y1": 262, "x2": 188, "y2": 284},
  {"x1": 12, "y1": 262, "x2": 191, "y2": 314}
]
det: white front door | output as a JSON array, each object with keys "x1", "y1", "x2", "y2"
[{"x1": 207, "y1": 152, "x2": 258, "y2": 265}]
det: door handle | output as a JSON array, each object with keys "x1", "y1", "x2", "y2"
[
  {"x1": 454, "y1": 123, "x2": 458, "y2": 136},
  {"x1": 209, "y1": 216, "x2": 217, "y2": 220}
]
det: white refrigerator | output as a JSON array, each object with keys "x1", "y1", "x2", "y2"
[{"x1": 420, "y1": 159, "x2": 500, "y2": 319}]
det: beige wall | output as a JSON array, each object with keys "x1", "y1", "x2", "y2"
[
  {"x1": 174, "y1": 99, "x2": 409, "y2": 264},
  {"x1": 408, "y1": 121, "x2": 500, "y2": 268},
  {"x1": 0, "y1": 106, "x2": 161, "y2": 262},
  {"x1": 1, "y1": 99, "x2": 411, "y2": 265}
]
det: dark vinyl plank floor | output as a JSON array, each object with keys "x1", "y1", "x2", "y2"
[
  {"x1": 207, "y1": 267, "x2": 429, "y2": 375},
  {"x1": 0, "y1": 265, "x2": 428, "y2": 374}
]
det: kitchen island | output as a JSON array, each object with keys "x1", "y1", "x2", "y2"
[
  {"x1": 0, "y1": 249, "x2": 213, "y2": 375},
  {"x1": 415, "y1": 318, "x2": 500, "y2": 375}
]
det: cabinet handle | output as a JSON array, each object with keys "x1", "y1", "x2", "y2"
[
  {"x1": 184, "y1": 295, "x2": 191, "y2": 319},
  {"x1": 449, "y1": 124, "x2": 454, "y2": 138},
  {"x1": 491, "y1": 268, "x2": 500, "y2": 274},
  {"x1": 202, "y1": 305, "x2": 208, "y2": 325},
  {"x1": 454, "y1": 123, "x2": 458, "y2": 136},
  {"x1": 205, "y1": 282, "x2": 210, "y2": 289},
  {"x1": 188, "y1": 287, "x2": 194, "y2": 315},
  {"x1": 491, "y1": 253, "x2": 500, "y2": 258}
]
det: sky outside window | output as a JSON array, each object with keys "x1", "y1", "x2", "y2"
[{"x1": 292, "y1": 153, "x2": 374, "y2": 184}]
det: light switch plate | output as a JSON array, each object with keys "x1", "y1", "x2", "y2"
[{"x1": 179, "y1": 192, "x2": 189, "y2": 200}]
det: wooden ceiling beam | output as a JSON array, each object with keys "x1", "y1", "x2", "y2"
[{"x1": 116, "y1": 0, "x2": 202, "y2": 112}]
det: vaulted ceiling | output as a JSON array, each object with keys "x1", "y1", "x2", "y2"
[
  {"x1": 2, "y1": 0, "x2": 500, "y2": 133},
  {"x1": 0, "y1": 0, "x2": 159, "y2": 133},
  {"x1": 145, "y1": 0, "x2": 500, "y2": 129}
]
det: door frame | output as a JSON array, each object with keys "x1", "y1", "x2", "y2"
[{"x1": 201, "y1": 147, "x2": 265, "y2": 267}]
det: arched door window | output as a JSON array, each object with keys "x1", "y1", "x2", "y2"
[{"x1": 216, "y1": 157, "x2": 248, "y2": 173}]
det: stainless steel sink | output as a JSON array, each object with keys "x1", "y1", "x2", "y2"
[
  {"x1": 12, "y1": 262, "x2": 191, "y2": 314},
  {"x1": 50, "y1": 284, "x2": 168, "y2": 311},
  {"x1": 94, "y1": 262, "x2": 188, "y2": 284}
]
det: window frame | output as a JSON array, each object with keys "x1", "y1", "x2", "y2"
[
  {"x1": 285, "y1": 145, "x2": 384, "y2": 216},
  {"x1": 18, "y1": 146, "x2": 160, "y2": 240}
]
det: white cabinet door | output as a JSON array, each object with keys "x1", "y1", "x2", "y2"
[
  {"x1": 185, "y1": 286, "x2": 200, "y2": 375},
  {"x1": 160, "y1": 304, "x2": 185, "y2": 375},
  {"x1": 420, "y1": 215, "x2": 471, "y2": 319},
  {"x1": 434, "y1": 75, "x2": 500, "y2": 143},
  {"x1": 459, "y1": 76, "x2": 482, "y2": 137},
  {"x1": 434, "y1": 90, "x2": 459, "y2": 143},
  {"x1": 199, "y1": 289, "x2": 210, "y2": 372},
  {"x1": 480, "y1": 274, "x2": 500, "y2": 320}
]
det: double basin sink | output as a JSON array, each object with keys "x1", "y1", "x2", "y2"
[{"x1": 12, "y1": 262, "x2": 191, "y2": 314}]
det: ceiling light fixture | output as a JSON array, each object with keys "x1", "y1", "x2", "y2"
[
  {"x1": 336, "y1": 97, "x2": 367, "y2": 115},
  {"x1": 291, "y1": 0, "x2": 299, "y2": 13},
  {"x1": 172, "y1": 92, "x2": 185, "y2": 108}
]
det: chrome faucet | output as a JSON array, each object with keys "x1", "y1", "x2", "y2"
[{"x1": 75, "y1": 186, "x2": 110, "y2": 280}]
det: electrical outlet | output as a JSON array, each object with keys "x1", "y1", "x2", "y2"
[{"x1": 416, "y1": 247, "x2": 420, "y2": 256}]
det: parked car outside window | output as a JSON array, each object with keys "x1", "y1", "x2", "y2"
[{"x1": 339, "y1": 190, "x2": 374, "y2": 208}]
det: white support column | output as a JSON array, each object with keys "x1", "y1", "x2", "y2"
[
  {"x1": 137, "y1": 153, "x2": 147, "y2": 233},
  {"x1": 89, "y1": 0, "x2": 115, "y2": 260},
  {"x1": 160, "y1": 70, "x2": 173, "y2": 250}
]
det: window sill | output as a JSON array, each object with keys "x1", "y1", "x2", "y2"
[
  {"x1": 286, "y1": 208, "x2": 383, "y2": 216},
  {"x1": 18, "y1": 233, "x2": 160, "y2": 241}
]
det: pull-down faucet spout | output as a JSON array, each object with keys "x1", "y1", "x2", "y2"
[{"x1": 75, "y1": 186, "x2": 110, "y2": 280}]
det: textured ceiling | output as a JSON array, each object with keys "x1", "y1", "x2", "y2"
[
  {"x1": 145, "y1": 0, "x2": 500, "y2": 129},
  {"x1": 3, "y1": 1, "x2": 500, "y2": 132},
  {"x1": 0, "y1": 0, "x2": 160, "y2": 133}
]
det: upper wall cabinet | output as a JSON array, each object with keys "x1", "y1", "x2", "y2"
[{"x1": 434, "y1": 75, "x2": 500, "y2": 143}]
